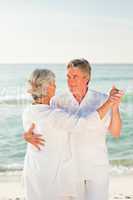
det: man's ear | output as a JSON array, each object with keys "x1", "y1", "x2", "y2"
[
  {"x1": 87, "y1": 75, "x2": 91, "y2": 85},
  {"x1": 83, "y1": 75, "x2": 90, "y2": 85},
  {"x1": 86, "y1": 78, "x2": 90, "y2": 85},
  {"x1": 86, "y1": 80, "x2": 89, "y2": 85}
]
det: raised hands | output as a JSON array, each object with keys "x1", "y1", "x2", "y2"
[{"x1": 108, "y1": 85, "x2": 125, "y2": 107}]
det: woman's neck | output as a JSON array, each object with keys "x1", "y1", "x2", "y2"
[{"x1": 33, "y1": 96, "x2": 50, "y2": 105}]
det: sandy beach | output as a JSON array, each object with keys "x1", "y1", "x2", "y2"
[
  {"x1": 109, "y1": 174, "x2": 133, "y2": 199},
  {"x1": 0, "y1": 172, "x2": 133, "y2": 200}
]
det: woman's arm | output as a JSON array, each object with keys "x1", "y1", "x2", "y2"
[
  {"x1": 108, "y1": 105, "x2": 122, "y2": 138},
  {"x1": 97, "y1": 86, "x2": 124, "y2": 137}
]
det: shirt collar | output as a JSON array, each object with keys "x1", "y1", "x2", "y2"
[{"x1": 68, "y1": 88, "x2": 93, "y2": 107}]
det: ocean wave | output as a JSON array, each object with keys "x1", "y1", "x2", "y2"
[
  {"x1": 122, "y1": 93, "x2": 133, "y2": 103},
  {"x1": 94, "y1": 77, "x2": 133, "y2": 81},
  {"x1": 0, "y1": 164, "x2": 23, "y2": 172},
  {"x1": 1, "y1": 160, "x2": 133, "y2": 175},
  {"x1": 110, "y1": 165, "x2": 133, "y2": 175},
  {"x1": 1, "y1": 166, "x2": 133, "y2": 176},
  {"x1": 0, "y1": 95, "x2": 32, "y2": 105},
  {"x1": 0, "y1": 92, "x2": 133, "y2": 105}
]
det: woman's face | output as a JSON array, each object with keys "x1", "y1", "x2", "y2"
[{"x1": 46, "y1": 80, "x2": 56, "y2": 99}]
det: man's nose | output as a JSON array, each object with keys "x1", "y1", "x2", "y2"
[
  {"x1": 69, "y1": 82, "x2": 76, "y2": 88},
  {"x1": 69, "y1": 78, "x2": 75, "y2": 85}
]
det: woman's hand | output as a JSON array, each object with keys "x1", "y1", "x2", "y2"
[
  {"x1": 23, "y1": 123, "x2": 45, "y2": 150},
  {"x1": 97, "y1": 86, "x2": 124, "y2": 120},
  {"x1": 108, "y1": 86, "x2": 125, "y2": 106}
]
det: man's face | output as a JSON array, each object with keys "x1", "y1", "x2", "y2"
[{"x1": 67, "y1": 67, "x2": 89, "y2": 96}]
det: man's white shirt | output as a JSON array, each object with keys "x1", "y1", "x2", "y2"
[{"x1": 50, "y1": 89, "x2": 112, "y2": 178}]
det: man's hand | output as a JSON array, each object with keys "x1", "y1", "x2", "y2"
[
  {"x1": 108, "y1": 85, "x2": 125, "y2": 107},
  {"x1": 23, "y1": 123, "x2": 45, "y2": 150}
]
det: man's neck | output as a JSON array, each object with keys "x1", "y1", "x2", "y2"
[{"x1": 73, "y1": 88, "x2": 88, "y2": 104}]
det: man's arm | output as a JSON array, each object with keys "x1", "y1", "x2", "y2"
[
  {"x1": 23, "y1": 123, "x2": 45, "y2": 150},
  {"x1": 97, "y1": 98, "x2": 113, "y2": 120}
]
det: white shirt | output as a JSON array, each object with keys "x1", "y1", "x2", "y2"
[
  {"x1": 51, "y1": 89, "x2": 112, "y2": 178},
  {"x1": 22, "y1": 104, "x2": 103, "y2": 199},
  {"x1": 23, "y1": 104, "x2": 78, "y2": 199}
]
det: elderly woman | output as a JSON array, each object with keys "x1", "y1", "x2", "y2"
[{"x1": 23, "y1": 69, "x2": 115, "y2": 200}]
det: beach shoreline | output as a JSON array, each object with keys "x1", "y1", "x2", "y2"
[
  {"x1": 109, "y1": 173, "x2": 133, "y2": 199},
  {"x1": 0, "y1": 172, "x2": 133, "y2": 200}
]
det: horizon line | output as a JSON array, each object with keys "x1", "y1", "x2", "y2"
[{"x1": 0, "y1": 62, "x2": 133, "y2": 65}]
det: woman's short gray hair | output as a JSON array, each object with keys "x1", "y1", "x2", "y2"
[{"x1": 28, "y1": 69, "x2": 55, "y2": 99}]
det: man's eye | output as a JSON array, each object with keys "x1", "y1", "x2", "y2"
[
  {"x1": 73, "y1": 76, "x2": 78, "y2": 79},
  {"x1": 67, "y1": 76, "x2": 78, "y2": 80}
]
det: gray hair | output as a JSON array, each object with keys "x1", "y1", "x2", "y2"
[
  {"x1": 67, "y1": 58, "x2": 91, "y2": 79},
  {"x1": 28, "y1": 69, "x2": 55, "y2": 99}
]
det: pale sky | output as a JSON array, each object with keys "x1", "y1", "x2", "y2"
[{"x1": 0, "y1": 0, "x2": 133, "y2": 63}]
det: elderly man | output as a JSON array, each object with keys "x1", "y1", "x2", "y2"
[{"x1": 23, "y1": 59, "x2": 124, "y2": 200}]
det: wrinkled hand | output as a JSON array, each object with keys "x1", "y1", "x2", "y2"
[
  {"x1": 108, "y1": 85, "x2": 125, "y2": 107},
  {"x1": 23, "y1": 123, "x2": 45, "y2": 150}
]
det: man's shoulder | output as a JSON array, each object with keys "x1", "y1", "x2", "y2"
[
  {"x1": 56, "y1": 91, "x2": 71, "y2": 98},
  {"x1": 50, "y1": 91, "x2": 73, "y2": 109},
  {"x1": 89, "y1": 89, "x2": 108, "y2": 104},
  {"x1": 90, "y1": 89, "x2": 108, "y2": 98},
  {"x1": 51, "y1": 91, "x2": 71, "y2": 103}
]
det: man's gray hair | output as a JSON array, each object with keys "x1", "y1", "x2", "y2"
[
  {"x1": 28, "y1": 69, "x2": 55, "y2": 99},
  {"x1": 67, "y1": 58, "x2": 91, "y2": 79}
]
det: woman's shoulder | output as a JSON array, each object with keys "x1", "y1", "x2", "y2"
[
  {"x1": 22, "y1": 105, "x2": 35, "y2": 123},
  {"x1": 22, "y1": 104, "x2": 52, "y2": 131},
  {"x1": 23, "y1": 104, "x2": 50, "y2": 120}
]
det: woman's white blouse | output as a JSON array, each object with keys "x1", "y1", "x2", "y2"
[{"x1": 22, "y1": 103, "x2": 106, "y2": 199}]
